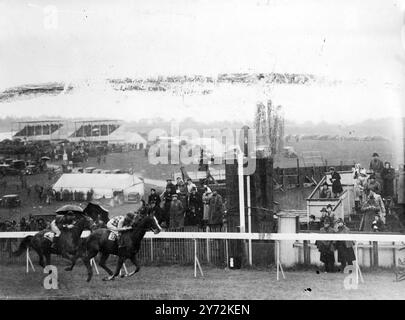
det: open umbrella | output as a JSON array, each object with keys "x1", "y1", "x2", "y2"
[
  {"x1": 55, "y1": 204, "x2": 84, "y2": 215},
  {"x1": 41, "y1": 156, "x2": 51, "y2": 161}
]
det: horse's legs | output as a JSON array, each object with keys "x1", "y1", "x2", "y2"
[
  {"x1": 65, "y1": 252, "x2": 79, "y2": 271},
  {"x1": 127, "y1": 254, "x2": 140, "y2": 277},
  {"x1": 33, "y1": 248, "x2": 45, "y2": 268},
  {"x1": 83, "y1": 249, "x2": 98, "y2": 282},
  {"x1": 105, "y1": 256, "x2": 125, "y2": 281},
  {"x1": 44, "y1": 252, "x2": 51, "y2": 266},
  {"x1": 98, "y1": 253, "x2": 113, "y2": 276}
]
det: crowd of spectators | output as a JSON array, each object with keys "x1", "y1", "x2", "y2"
[
  {"x1": 140, "y1": 177, "x2": 226, "y2": 231},
  {"x1": 0, "y1": 214, "x2": 48, "y2": 232}
]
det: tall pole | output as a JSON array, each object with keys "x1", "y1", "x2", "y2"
[
  {"x1": 238, "y1": 152, "x2": 245, "y2": 233},
  {"x1": 247, "y1": 175, "x2": 252, "y2": 266}
]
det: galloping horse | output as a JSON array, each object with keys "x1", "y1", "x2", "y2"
[
  {"x1": 13, "y1": 214, "x2": 95, "y2": 270},
  {"x1": 82, "y1": 215, "x2": 162, "y2": 282}
]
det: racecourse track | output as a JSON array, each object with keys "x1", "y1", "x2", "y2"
[{"x1": 1, "y1": 261, "x2": 405, "y2": 299}]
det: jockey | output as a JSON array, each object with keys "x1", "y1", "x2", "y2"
[
  {"x1": 106, "y1": 212, "x2": 136, "y2": 248},
  {"x1": 47, "y1": 211, "x2": 76, "y2": 248}
]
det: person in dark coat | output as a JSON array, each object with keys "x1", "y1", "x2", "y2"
[
  {"x1": 381, "y1": 161, "x2": 395, "y2": 199},
  {"x1": 149, "y1": 201, "x2": 165, "y2": 226},
  {"x1": 329, "y1": 167, "x2": 343, "y2": 198},
  {"x1": 208, "y1": 191, "x2": 225, "y2": 229},
  {"x1": 365, "y1": 175, "x2": 382, "y2": 195},
  {"x1": 319, "y1": 182, "x2": 332, "y2": 199},
  {"x1": 165, "y1": 179, "x2": 177, "y2": 196},
  {"x1": 187, "y1": 187, "x2": 202, "y2": 225},
  {"x1": 372, "y1": 214, "x2": 385, "y2": 232},
  {"x1": 148, "y1": 188, "x2": 161, "y2": 207},
  {"x1": 160, "y1": 186, "x2": 173, "y2": 227},
  {"x1": 334, "y1": 218, "x2": 355, "y2": 271},
  {"x1": 169, "y1": 194, "x2": 185, "y2": 229},
  {"x1": 316, "y1": 218, "x2": 336, "y2": 272},
  {"x1": 369, "y1": 152, "x2": 384, "y2": 186}
]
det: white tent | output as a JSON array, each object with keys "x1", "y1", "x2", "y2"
[
  {"x1": 0, "y1": 131, "x2": 13, "y2": 141},
  {"x1": 108, "y1": 126, "x2": 147, "y2": 146},
  {"x1": 52, "y1": 173, "x2": 144, "y2": 202}
]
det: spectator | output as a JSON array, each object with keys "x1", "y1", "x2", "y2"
[
  {"x1": 329, "y1": 167, "x2": 343, "y2": 198},
  {"x1": 365, "y1": 175, "x2": 382, "y2": 195},
  {"x1": 19, "y1": 217, "x2": 28, "y2": 231},
  {"x1": 320, "y1": 205, "x2": 335, "y2": 226},
  {"x1": 308, "y1": 215, "x2": 320, "y2": 230},
  {"x1": 28, "y1": 215, "x2": 38, "y2": 231},
  {"x1": 369, "y1": 152, "x2": 384, "y2": 186},
  {"x1": 175, "y1": 177, "x2": 187, "y2": 207},
  {"x1": 361, "y1": 191, "x2": 381, "y2": 232},
  {"x1": 369, "y1": 190, "x2": 386, "y2": 223},
  {"x1": 169, "y1": 194, "x2": 184, "y2": 230},
  {"x1": 161, "y1": 186, "x2": 173, "y2": 225},
  {"x1": 165, "y1": 178, "x2": 177, "y2": 196},
  {"x1": 186, "y1": 178, "x2": 197, "y2": 194},
  {"x1": 354, "y1": 168, "x2": 368, "y2": 212},
  {"x1": 202, "y1": 188, "x2": 212, "y2": 227},
  {"x1": 372, "y1": 214, "x2": 385, "y2": 232},
  {"x1": 319, "y1": 182, "x2": 332, "y2": 199},
  {"x1": 137, "y1": 200, "x2": 149, "y2": 217},
  {"x1": 334, "y1": 218, "x2": 355, "y2": 271},
  {"x1": 208, "y1": 191, "x2": 225, "y2": 230},
  {"x1": 148, "y1": 188, "x2": 161, "y2": 207},
  {"x1": 315, "y1": 218, "x2": 336, "y2": 273},
  {"x1": 381, "y1": 161, "x2": 395, "y2": 199},
  {"x1": 149, "y1": 200, "x2": 164, "y2": 226}
]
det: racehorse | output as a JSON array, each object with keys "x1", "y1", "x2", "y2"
[
  {"x1": 82, "y1": 215, "x2": 162, "y2": 282},
  {"x1": 13, "y1": 215, "x2": 95, "y2": 270}
]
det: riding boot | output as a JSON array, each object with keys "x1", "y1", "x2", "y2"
[{"x1": 51, "y1": 236, "x2": 59, "y2": 251}]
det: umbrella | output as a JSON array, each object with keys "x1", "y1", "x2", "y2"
[
  {"x1": 41, "y1": 156, "x2": 51, "y2": 161},
  {"x1": 56, "y1": 204, "x2": 84, "y2": 214}
]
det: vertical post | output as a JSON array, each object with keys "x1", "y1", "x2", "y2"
[
  {"x1": 296, "y1": 158, "x2": 300, "y2": 187},
  {"x1": 238, "y1": 152, "x2": 245, "y2": 233},
  {"x1": 206, "y1": 226, "x2": 210, "y2": 264},
  {"x1": 194, "y1": 239, "x2": 197, "y2": 278},
  {"x1": 373, "y1": 241, "x2": 379, "y2": 269},
  {"x1": 26, "y1": 247, "x2": 29, "y2": 273},
  {"x1": 355, "y1": 241, "x2": 359, "y2": 285},
  {"x1": 247, "y1": 175, "x2": 252, "y2": 266},
  {"x1": 150, "y1": 238, "x2": 154, "y2": 262},
  {"x1": 276, "y1": 240, "x2": 280, "y2": 281},
  {"x1": 225, "y1": 224, "x2": 229, "y2": 268}
]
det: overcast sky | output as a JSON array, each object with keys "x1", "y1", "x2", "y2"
[{"x1": 0, "y1": 0, "x2": 404, "y2": 125}]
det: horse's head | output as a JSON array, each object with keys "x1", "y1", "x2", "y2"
[{"x1": 134, "y1": 215, "x2": 162, "y2": 234}]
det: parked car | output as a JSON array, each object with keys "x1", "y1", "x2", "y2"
[{"x1": 1, "y1": 194, "x2": 21, "y2": 208}]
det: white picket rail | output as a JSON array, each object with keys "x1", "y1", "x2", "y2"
[{"x1": 2, "y1": 231, "x2": 405, "y2": 283}]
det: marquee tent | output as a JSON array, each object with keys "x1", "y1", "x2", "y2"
[{"x1": 52, "y1": 173, "x2": 144, "y2": 202}]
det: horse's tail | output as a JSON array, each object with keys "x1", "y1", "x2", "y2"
[{"x1": 12, "y1": 236, "x2": 33, "y2": 257}]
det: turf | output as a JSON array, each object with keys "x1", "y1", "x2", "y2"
[{"x1": 0, "y1": 263, "x2": 404, "y2": 300}]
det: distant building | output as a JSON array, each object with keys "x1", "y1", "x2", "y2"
[{"x1": 12, "y1": 119, "x2": 72, "y2": 142}]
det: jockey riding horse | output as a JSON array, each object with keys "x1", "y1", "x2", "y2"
[{"x1": 13, "y1": 210, "x2": 95, "y2": 270}]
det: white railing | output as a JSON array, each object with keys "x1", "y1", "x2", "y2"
[{"x1": 2, "y1": 231, "x2": 405, "y2": 283}]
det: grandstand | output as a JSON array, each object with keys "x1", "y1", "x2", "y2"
[
  {"x1": 69, "y1": 119, "x2": 123, "y2": 143},
  {"x1": 12, "y1": 119, "x2": 72, "y2": 142}
]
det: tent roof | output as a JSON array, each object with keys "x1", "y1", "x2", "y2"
[
  {"x1": 53, "y1": 173, "x2": 143, "y2": 190},
  {"x1": 108, "y1": 126, "x2": 147, "y2": 145}
]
